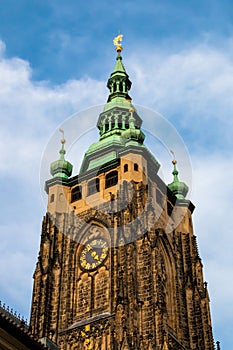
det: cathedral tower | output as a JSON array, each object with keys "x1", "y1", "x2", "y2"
[{"x1": 30, "y1": 38, "x2": 215, "y2": 350}]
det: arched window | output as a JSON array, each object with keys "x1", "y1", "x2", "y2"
[
  {"x1": 88, "y1": 178, "x2": 100, "y2": 196},
  {"x1": 71, "y1": 186, "x2": 82, "y2": 202},
  {"x1": 105, "y1": 171, "x2": 118, "y2": 189},
  {"x1": 134, "y1": 163, "x2": 139, "y2": 171},
  {"x1": 124, "y1": 164, "x2": 128, "y2": 172}
]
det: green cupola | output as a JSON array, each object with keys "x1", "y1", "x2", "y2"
[
  {"x1": 50, "y1": 133, "x2": 73, "y2": 179},
  {"x1": 79, "y1": 35, "x2": 160, "y2": 175},
  {"x1": 168, "y1": 159, "x2": 189, "y2": 199},
  {"x1": 106, "y1": 46, "x2": 132, "y2": 105}
]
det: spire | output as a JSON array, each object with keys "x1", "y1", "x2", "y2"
[
  {"x1": 106, "y1": 34, "x2": 132, "y2": 105},
  {"x1": 168, "y1": 157, "x2": 189, "y2": 199},
  {"x1": 96, "y1": 35, "x2": 143, "y2": 142},
  {"x1": 50, "y1": 130, "x2": 73, "y2": 179},
  {"x1": 79, "y1": 36, "x2": 160, "y2": 175}
]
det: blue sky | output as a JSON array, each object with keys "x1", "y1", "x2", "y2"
[{"x1": 0, "y1": 1, "x2": 233, "y2": 349}]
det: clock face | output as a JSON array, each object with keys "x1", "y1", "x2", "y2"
[{"x1": 79, "y1": 238, "x2": 109, "y2": 271}]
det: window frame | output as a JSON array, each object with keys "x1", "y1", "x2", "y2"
[
  {"x1": 87, "y1": 178, "x2": 100, "y2": 196},
  {"x1": 105, "y1": 171, "x2": 118, "y2": 189},
  {"x1": 71, "y1": 186, "x2": 82, "y2": 202}
]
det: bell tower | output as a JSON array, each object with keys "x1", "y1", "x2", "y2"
[{"x1": 30, "y1": 37, "x2": 215, "y2": 350}]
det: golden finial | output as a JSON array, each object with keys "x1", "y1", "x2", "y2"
[
  {"x1": 59, "y1": 128, "x2": 65, "y2": 144},
  {"x1": 113, "y1": 34, "x2": 123, "y2": 52},
  {"x1": 170, "y1": 149, "x2": 177, "y2": 165}
]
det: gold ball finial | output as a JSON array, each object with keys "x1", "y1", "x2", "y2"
[
  {"x1": 170, "y1": 150, "x2": 177, "y2": 164},
  {"x1": 113, "y1": 34, "x2": 123, "y2": 52},
  {"x1": 59, "y1": 128, "x2": 66, "y2": 144}
]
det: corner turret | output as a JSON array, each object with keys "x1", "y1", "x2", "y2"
[
  {"x1": 168, "y1": 159, "x2": 189, "y2": 199},
  {"x1": 50, "y1": 130, "x2": 73, "y2": 179}
]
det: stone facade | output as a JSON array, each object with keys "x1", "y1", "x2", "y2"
[{"x1": 30, "y1": 175, "x2": 214, "y2": 350}]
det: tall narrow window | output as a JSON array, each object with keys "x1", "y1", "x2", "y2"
[
  {"x1": 88, "y1": 178, "x2": 100, "y2": 196},
  {"x1": 71, "y1": 186, "x2": 82, "y2": 202},
  {"x1": 50, "y1": 194, "x2": 55, "y2": 203},
  {"x1": 124, "y1": 164, "x2": 128, "y2": 172},
  {"x1": 167, "y1": 201, "x2": 173, "y2": 216},
  {"x1": 119, "y1": 81, "x2": 123, "y2": 92},
  {"x1": 134, "y1": 163, "x2": 139, "y2": 171},
  {"x1": 105, "y1": 171, "x2": 118, "y2": 189}
]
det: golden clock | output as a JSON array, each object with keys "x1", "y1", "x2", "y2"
[{"x1": 79, "y1": 238, "x2": 108, "y2": 271}]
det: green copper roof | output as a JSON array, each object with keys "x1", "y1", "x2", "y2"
[
  {"x1": 106, "y1": 50, "x2": 132, "y2": 107},
  {"x1": 79, "y1": 45, "x2": 160, "y2": 175},
  {"x1": 168, "y1": 160, "x2": 189, "y2": 199},
  {"x1": 50, "y1": 138, "x2": 73, "y2": 179}
]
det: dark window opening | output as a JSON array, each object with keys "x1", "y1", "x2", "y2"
[
  {"x1": 105, "y1": 171, "x2": 118, "y2": 189},
  {"x1": 124, "y1": 164, "x2": 128, "y2": 172},
  {"x1": 118, "y1": 116, "x2": 122, "y2": 130},
  {"x1": 71, "y1": 186, "x2": 82, "y2": 202},
  {"x1": 119, "y1": 82, "x2": 123, "y2": 92},
  {"x1": 88, "y1": 178, "x2": 100, "y2": 196},
  {"x1": 125, "y1": 116, "x2": 129, "y2": 129},
  {"x1": 167, "y1": 201, "x2": 173, "y2": 216},
  {"x1": 105, "y1": 122, "x2": 109, "y2": 132},
  {"x1": 50, "y1": 194, "x2": 55, "y2": 203},
  {"x1": 134, "y1": 163, "x2": 139, "y2": 171},
  {"x1": 156, "y1": 189, "x2": 164, "y2": 207}
]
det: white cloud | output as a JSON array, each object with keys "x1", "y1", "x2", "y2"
[
  {"x1": 128, "y1": 43, "x2": 233, "y2": 150},
  {"x1": 0, "y1": 43, "x2": 106, "y2": 178}
]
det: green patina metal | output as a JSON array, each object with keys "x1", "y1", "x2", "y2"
[
  {"x1": 106, "y1": 51, "x2": 132, "y2": 106},
  {"x1": 168, "y1": 161, "x2": 189, "y2": 199},
  {"x1": 50, "y1": 139, "x2": 73, "y2": 179},
  {"x1": 79, "y1": 50, "x2": 160, "y2": 174},
  {"x1": 47, "y1": 44, "x2": 191, "y2": 205}
]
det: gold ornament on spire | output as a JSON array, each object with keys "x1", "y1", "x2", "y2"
[
  {"x1": 170, "y1": 149, "x2": 177, "y2": 165},
  {"x1": 113, "y1": 34, "x2": 123, "y2": 52},
  {"x1": 59, "y1": 128, "x2": 65, "y2": 144}
]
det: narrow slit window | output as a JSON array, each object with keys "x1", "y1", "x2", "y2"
[{"x1": 167, "y1": 201, "x2": 173, "y2": 216}]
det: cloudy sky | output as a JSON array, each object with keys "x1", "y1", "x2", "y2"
[{"x1": 0, "y1": 0, "x2": 232, "y2": 348}]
